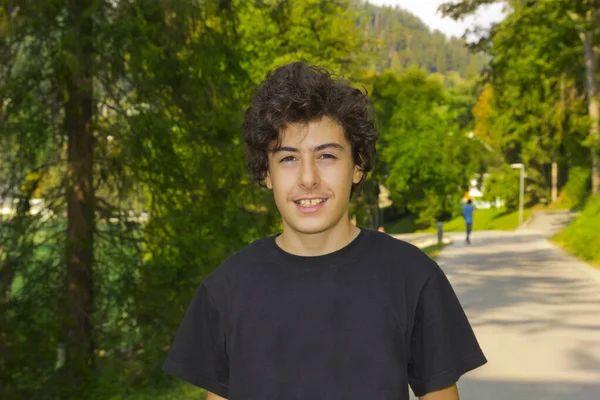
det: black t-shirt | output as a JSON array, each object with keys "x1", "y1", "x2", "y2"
[{"x1": 163, "y1": 228, "x2": 487, "y2": 399}]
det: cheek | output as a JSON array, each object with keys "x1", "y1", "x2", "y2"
[
  {"x1": 270, "y1": 172, "x2": 292, "y2": 198},
  {"x1": 320, "y1": 167, "x2": 354, "y2": 193}
]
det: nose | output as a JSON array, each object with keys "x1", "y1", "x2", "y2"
[{"x1": 298, "y1": 157, "x2": 320, "y2": 188}]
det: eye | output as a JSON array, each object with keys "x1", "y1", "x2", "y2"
[
  {"x1": 320, "y1": 153, "x2": 337, "y2": 160},
  {"x1": 280, "y1": 156, "x2": 296, "y2": 163}
]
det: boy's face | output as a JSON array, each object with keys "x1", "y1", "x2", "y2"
[{"x1": 265, "y1": 116, "x2": 363, "y2": 235}]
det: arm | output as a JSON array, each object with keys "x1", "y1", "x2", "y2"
[
  {"x1": 207, "y1": 391, "x2": 227, "y2": 400},
  {"x1": 419, "y1": 384, "x2": 459, "y2": 400},
  {"x1": 162, "y1": 283, "x2": 230, "y2": 399}
]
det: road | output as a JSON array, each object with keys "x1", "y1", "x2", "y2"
[{"x1": 428, "y1": 230, "x2": 600, "y2": 399}]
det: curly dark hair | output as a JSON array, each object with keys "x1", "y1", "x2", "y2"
[{"x1": 242, "y1": 60, "x2": 379, "y2": 197}]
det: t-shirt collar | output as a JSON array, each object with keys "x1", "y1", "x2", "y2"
[{"x1": 266, "y1": 227, "x2": 367, "y2": 268}]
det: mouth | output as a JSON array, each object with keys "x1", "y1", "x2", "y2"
[{"x1": 293, "y1": 198, "x2": 328, "y2": 213}]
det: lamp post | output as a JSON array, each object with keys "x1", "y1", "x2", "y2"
[{"x1": 510, "y1": 163, "x2": 525, "y2": 226}]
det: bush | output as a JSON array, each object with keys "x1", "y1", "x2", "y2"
[
  {"x1": 557, "y1": 166, "x2": 590, "y2": 210},
  {"x1": 482, "y1": 166, "x2": 521, "y2": 210},
  {"x1": 553, "y1": 195, "x2": 600, "y2": 265}
]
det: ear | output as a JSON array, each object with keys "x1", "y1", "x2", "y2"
[
  {"x1": 264, "y1": 171, "x2": 273, "y2": 189},
  {"x1": 353, "y1": 164, "x2": 364, "y2": 184}
]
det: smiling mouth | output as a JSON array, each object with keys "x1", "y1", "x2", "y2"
[{"x1": 294, "y1": 199, "x2": 327, "y2": 207}]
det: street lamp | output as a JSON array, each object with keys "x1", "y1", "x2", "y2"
[{"x1": 510, "y1": 163, "x2": 525, "y2": 226}]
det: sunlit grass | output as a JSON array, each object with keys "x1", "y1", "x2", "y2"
[
  {"x1": 552, "y1": 195, "x2": 600, "y2": 269},
  {"x1": 418, "y1": 207, "x2": 533, "y2": 233},
  {"x1": 421, "y1": 242, "x2": 449, "y2": 259}
]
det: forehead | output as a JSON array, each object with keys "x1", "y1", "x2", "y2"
[{"x1": 278, "y1": 116, "x2": 347, "y2": 148}]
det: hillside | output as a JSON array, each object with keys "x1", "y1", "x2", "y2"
[{"x1": 354, "y1": 1, "x2": 488, "y2": 78}]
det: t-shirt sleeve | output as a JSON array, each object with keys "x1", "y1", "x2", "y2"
[
  {"x1": 162, "y1": 282, "x2": 229, "y2": 397},
  {"x1": 407, "y1": 265, "x2": 487, "y2": 397}
]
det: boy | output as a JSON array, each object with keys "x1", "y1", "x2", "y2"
[
  {"x1": 163, "y1": 61, "x2": 487, "y2": 400},
  {"x1": 462, "y1": 199, "x2": 475, "y2": 244}
]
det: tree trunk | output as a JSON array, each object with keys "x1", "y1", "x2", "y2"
[
  {"x1": 582, "y1": 29, "x2": 600, "y2": 194},
  {"x1": 552, "y1": 161, "x2": 558, "y2": 202},
  {"x1": 63, "y1": 0, "x2": 95, "y2": 395}
]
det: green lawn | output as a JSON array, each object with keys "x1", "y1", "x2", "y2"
[
  {"x1": 418, "y1": 207, "x2": 533, "y2": 233},
  {"x1": 422, "y1": 242, "x2": 449, "y2": 260},
  {"x1": 552, "y1": 195, "x2": 600, "y2": 268},
  {"x1": 383, "y1": 215, "x2": 420, "y2": 234},
  {"x1": 384, "y1": 207, "x2": 533, "y2": 235}
]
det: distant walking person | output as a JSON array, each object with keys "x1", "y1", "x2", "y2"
[{"x1": 462, "y1": 199, "x2": 475, "y2": 244}]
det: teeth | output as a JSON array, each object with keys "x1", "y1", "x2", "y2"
[{"x1": 297, "y1": 199, "x2": 325, "y2": 207}]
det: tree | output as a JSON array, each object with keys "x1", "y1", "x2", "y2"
[
  {"x1": 62, "y1": 0, "x2": 95, "y2": 391},
  {"x1": 358, "y1": 1, "x2": 488, "y2": 78},
  {"x1": 1, "y1": 0, "x2": 256, "y2": 396},
  {"x1": 569, "y1": 1, "x2": 600, "y2": 193},
  {"x1": 371, "y1": 69, "x2": 483, "y2": 225},
  {"x1": 1, "y1": 0, "x2": 375, "y2": 397},
  {"x1": 440, "y1": 0, "x2": 595, "y2": 203}
]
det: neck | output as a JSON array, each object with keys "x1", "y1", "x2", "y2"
[{"x1": 276, "y1": 215, "x2": 361, "y2": 257}]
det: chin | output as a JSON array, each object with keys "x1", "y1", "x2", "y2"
[
  {"x1": 284, "y1": 216, "x2": 343, "y2": 236},
  {"x1": 293, "y1": 224, "x2": 331, "y2": 235}
]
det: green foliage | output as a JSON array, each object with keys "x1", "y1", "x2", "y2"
[
  {"x1": 553, "y1": 195, "x2": 600, "y2": 266},
  {"x1": 0, "y1": 0, "x2": 381, "y2": 397},
  {"x1": 446, "y1": 0, "x2": 596, "y2": 207},
  {"x1": 556, "y1": 166, "x2": 591, "y2": 210},
  {"x1": 359, "y1": 2, "x2": 488, "y2": 78},
  {"x1": 6, "y1": 0, "x2": 599, "y2": 397},
  {"x1": 372, "y1": 68, "x2": 483, "y2": 225},
  {"x1": 483, "y1": 0, "x2": 589, "y2": 203},
  {"x1": 90, "y1": 369, "x2": 207, "y2": 400},
  {"x1": 91, "y1": 0, "x2": 371, "y2": 390},
  {"x1": 240, "y1": 0, "x2": 367, "y2": 82},
  {"x1": 482, "y1": 166, "x2": 521, "y2": 210},
  {"x1": 0, "y1": 219, "x2": 65, "y2": 400}
]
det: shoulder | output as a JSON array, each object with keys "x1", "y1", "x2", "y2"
[
  {"x1": 201, "y1": 235, "x2": 273, "y2": 298},
  {"x1": 367, "y1": 230, "x2": 448, "y2": 328}
]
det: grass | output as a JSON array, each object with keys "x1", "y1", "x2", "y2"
[
  {"x1": 383, "y1": 215, "x2": 420, "y2": 234},
  {"x1": 418, "y1": 207, "x2": 533, "y2": 233},
  {"x1": 422, "y1": 242, "x2": 449, "y2": 260},
  {"x1": 552, "y1": 195, "x2": 600, "y2": 268}
]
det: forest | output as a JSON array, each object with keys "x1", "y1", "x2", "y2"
[{"x1": 0, "y1": 0, "x2": 598, "y2": 398}]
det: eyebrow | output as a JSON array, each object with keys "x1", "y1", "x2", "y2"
[{"x1": 271, "y1": 142, "x2": 345, "y2": 154}]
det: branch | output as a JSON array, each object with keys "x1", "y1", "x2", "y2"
[{"x1": 438, "y1": 0, "x2": 503, "y2": 20}]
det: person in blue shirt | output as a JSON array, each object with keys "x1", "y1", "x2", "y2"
[{"x1": 462, "y1": 199, "x2": 475, "y2": 244}]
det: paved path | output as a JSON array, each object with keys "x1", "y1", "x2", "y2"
[
  {"x1": 389, "y1": 232, "x2": 435, "y2": 247},
  {"x1": 433, "y1": 230, "x2": 600, "y2": 400},
  {"x1": 518, "y1": 210, "x2": 578, "y2": 236}
]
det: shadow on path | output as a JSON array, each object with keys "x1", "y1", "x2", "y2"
[
  {"x1": 458, "y1": 377, "x2": 600, "y2": 400},
  {"x1": 432, "y1": 231, "x2": 600, "y2": 400}
]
